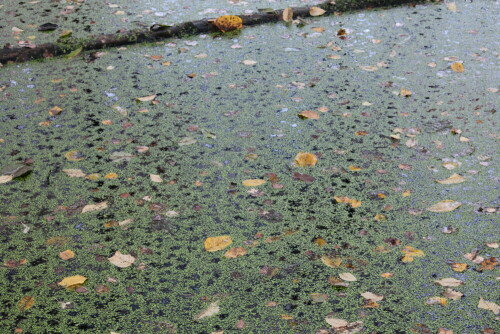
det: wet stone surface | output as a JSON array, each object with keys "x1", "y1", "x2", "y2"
[{"x1": 0, "y1": 1, "x2": 499, "y2": 333}]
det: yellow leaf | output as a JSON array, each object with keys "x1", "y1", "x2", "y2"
[
  {"x1": 478, "y1": 297, "x2": 500, "y2": 315},
  {"x1": 104, "y1": 173, "x2": 118, "y2": 179},
  {"x1": 321, "y1": 255, "x2": 342, "y2": 268},
  {"x1": 81, "y1": 201, "x2": 108, "y2": 213},
  {"x1": 194, "y1": 301, "x2": 220, "y2": 320},
  {"x1": 427, "y1": 200, "x2": 461, "y2": 213},
  {"x1": 401, "y1": 246, "x2": 425, "y2": 263},
  {"x1": 59, "y1": 250, "x2": 75, "y2": 260},
  {"x1": 224, "y1": 247, "x2": 247, "y2": 258},
  {"x1": 280, "y1": 314, "x2": 294, "y2": 320},
  {"x1": 204, "y1": 236, "x2": 233, "y2": 252},
  {"x1": 400, "y1": 89, "x2": 412, "y2": 97},
  {"x1": 298, "y1": 110, "x2": 319, "y2": 119},
  {"x1": 58, "y1": 275, "x2": 87, "y2": 288},
  {"x1": 17, "y1": 296, "x2": 35, "y2": 311},
  {"x1": 334, "y1": 196, "x2": 362, "y2": 208},
  {"x1": 450, "y1": 62, "x2": 464, "y2": 73},
  {"x1": 449, "y1": 262, "x2": 467, "y2": 272},
  {"x1": 402, "y1": 190, "x2": 411, "y2": 197},
  {"x1": 294, "y1": 152, "x2": 318, "y2": 167},
  {"x1": 309, "y1": 7, "x2": 326, "y2": 16},
  {"x1": 348, "y1": 165, "x2": 362, "y2": 171},
  {"x1": 65, "y1": 150, "x2": 85, "y2": 161},
  {"x1": 49, "y1": 106, "x2": 62, "y2": 116},
  {"x1": 282, "y1": 8, "x2": 293, "y2": 22},
  {"x1": 86, "y1": 173, "x2": 100, "y2": 180},
  {"x1": 108, "y1": 251, "x2": 136, "y2": 268},
  {"x1": 380, "y1": 272, "x2": 394, "y2": 278},
  {"x1": 374, "y1": 214, "x2": 386, "y2": 221},
  {"x1": 242, "y1": 179, "x2": 266, "y2": 187},
  {"x1": 436, "y1": 173, "x2": 465, "y2": 184},
  {"x1": 313, "y1": 237, "x2": 327, "y2": 247},
  {"x1": 214, "y1": 15, "x2": 243, "y2": 32}
]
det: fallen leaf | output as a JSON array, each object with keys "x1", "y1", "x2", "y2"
[
  {"x1": 321, "y1": 255, "x2": 342, "y2": 268},
  {"x1": 224, "y1": 247, "x2": 247, "y2": 258},
  {"x1": 63, "y1": 169, "x2": 86, "y2": 178},
  {"x1": 478, "y1": 298, "x2": 499, "y2": 314},
  {"x1": 242, "y1": 179, "x2": 266, "y2": 187},
  {"x1": 436, "y1": 173, "x2": 465, "y2": 184},
  {"x1": 0, "y1": 175, "x2": 14, "y2": 184},
  {"x1": 178, "y1": 137, "x2": 197, "y2": 146},
  {"x1": 135, "y1": 94, "x2": 157, "y2": 102},
  {"x1": 434, "y1": 278, "x2": 464, "y2": 287},
  {"x1": 325, "y1": 318, "x2": 348, "y2": 328},
  {"x1": 449, "y1": 262, "x2": 467, "y2": 272},
  {"x1": 204, "y1": 236, "x2": 233, "y2": 252},
  {"x1": 65, "y1": 150, "x2": 85, "y2": 161},
  {"x1": 58, "y1": 275, "x2": 87, "y2": 288},
  {"x1": 66, "y1": 46, "x2": 82, "y2": 59},
  {"x1": 104, "y1": 173, "x2": 118, "y2": 179},
  {"x1": 361, "y1": 292, "x2": 384, "y2": 302},
  {"x1": 310, "y1": 293, "x2": 328, "y2": 303},
  {"x1": 292, "y1": 172, "x2": 315, "y2": 182},
  {"x1": 400, "y1": 89, "x2": 412, "y2": 97},
  {"x1": 309, "y1": 7, "x2": 326, "y2": 16},
  {"x1": 401, "y1": 246, "x2": 425, "y2": 263},
  {"x1": 110, "y1": 151, "x2": 135, "y2": 162},
  {"x1": 283, "y1": 8, "x2": 293, "y2": 22},
  {"x1": 49, "y1": 106, "x2": 62, "y2": 116},
  {"x1": 298, "y1": 110, "x2": 319, "y2": 119},
  {"x1": 426, "y1": 297, "x2": 448, "y2": 306},
  {"x1": 334, "y1": 196, "x2": 362, "y2": 208},
  {"x1": 339, "y1": 273, "x2": 357, "y2": 282},
  {"x1": 242, "y1": 60, "x2": 257, "y2": 66},
  {"x1": 214, "y1": 15, "x2": 243, "y2": 32},
  {"x1": 59, "y1": 250, "x2": 75, "y2": 260},
  {"x1": 81, "y1": 201, "x2": 108, "y2": 213},
  {"x1": 194, "y1": 301, "x2": 220, "y2": 320},
  {"x1": 17, "y1": 296, "x2": 35, "y2": 311},
  {"x1": 427, "y1": 200, "x2": 461, "y2": 212},
  {"x1": 442, "y1": 288, "x2": 463, "y2": 300},
  {"x1": 313, "y1": 237, "x2": 327, "y2": 246},
  {"x1": 108, "y1": 251, "x2": 136, "y2": 268},
  {"x1": 478, "y1": 257, "x2": 498, "y2": 271},
  {"x1": 450, "y1": 62, "x2": 464, "y2": 73},
  {"x1": 446, "y1": 2, "x2": 458, "y2": 12},
  {"x1": 359, "y1": 66, "x2": 378, "y2": 72},
  {"x1": 294, "y1": 152, "x2": 318, "y2": 167},
  {"x1": 150, "y1": 174, "x2": 163, "y2": 183}
]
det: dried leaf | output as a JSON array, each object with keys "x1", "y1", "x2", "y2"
[
  {"x1": 325, "y1": 318, "x2": 348, "y2": 328},
  {"x1": 214, "y1": 15, "x2": 243, "y2": 32},
  {"x1": 334, "y1": 196, "x2": 362, "y2": 208},
  {"x1": 321, "y1": 255, "x2": 342, "y2": 268},
  {"x1": 194, "y1": 301, "x2": 220, "y2": 320},
  {"x1": 478, "y1": 257, "x2": 498, "y2": 271},
  {"x1": 58, "y1": 275, "x2": 87, "y2": 288},
  {"x1": 436, "y1": 173, "x2": 465, "y2": 184},
  {"x1": 427, "y1": 200, "x2": 461, "y2": 213},
  {"x1": 150, "y1": 174, "x2": 163, "y2": 183},
  {"x1": 298, "y1": 110, "x2": 319, "y2": 119},
  {"x1": 59, "y1": 250, "x2": 75, "y2": 260},
  {"x1": 135, "y1": 94, "x2": 157, "y2": 102},
  {"x1": 359, "y1": 66, "x2": 378, "y2": 72},
  {"x1": 294, "y1": 152, "x2": 318, "y2": 167},
  {"x1": 446, "y1": 2, "x2": 458, "y2": 12},
  {"x1": 63, "y1": 169, "x2": 86, "y2": 178},
  {"x1": 361, "y1": 292, "x2": 384, "y2": 302},
  {"x1": 310, "y1": 293, "x2": 328, "y2": 303},
  {"x1": 81, "y1": 201, "x2": 108, "y2": 213},
  {"x1": 283, "y1": 8, "x2": 293, "y2": 22},
  {"x1": 449, "y1": 262, "x2": 467, "y2": 272},
  {"x1": 178, "y1": 137, "x2": 197, "y2": 146},
  {"x1": 400, "y1": 89, "x2": 412, "y2": 97},
  {"x1": 450, "y1": 62, "x2": 464, "y2": 73},
  {"x1": 110, "y1": 151, "x2": 135, "y2": 162},
  {"x1": 242, "y1": 179, "x2": 266, "y2": 187},
  {"x1": 204, "y1": 236, "x2": 233, "y2": 252},
  {"x1": 17, "y1": 296, "x2": 35, "y2": 311},
  {"x1": 224, "y1": 247, "x2": 247, "y2": 258},
  {"x1": 442, "y1": 288, "x2": 463, "y2": 300},
  {"x1": 339, "y1": 273, "x2": 357, "y2": 282},
  {"x1": 0, "y1": 175, "x2": 14, "y2": 184},
  {"x1": 104, "y1": 173, "x2": 118, "y2": 179},
  {"x1": 426, "y1": 297, "x2": 448, "y2": 306},
  {"x1": 478, "y1": 298, "x2": 499, "y2": 314},
  {"x1": 434, "y1": 278, "x2": 464, "y2": 287},
  {"x1": 108, "y1": 251, "x2": 136, "y2": 268},
  {"x1": 49, "y1": 106, "x2": 63, "y2": 116},
  {"x1": 309, "y1": 7, "x2": 326, "y2": 16},
  {"x1": 65, "y1": 150, "x2": 85, "y2": 161}
]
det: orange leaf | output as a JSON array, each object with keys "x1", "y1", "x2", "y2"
[
  {"x1": 333, "y1": 196, "x2": 362, "y2": 208},
  {"x1": 59, "y1": 250, "x2": 75, "y2": 260},
  {"x1": 450, "y1": 62, "x2": 464, "y2": 73},
  {"x1": 294, "y1": 152, "x2": 318, "y2": 167},
  {"x1": 298, "y1": 110, "x2": 319, "y2": 119},
  {"x1": 17, "y1": 296, "x2": 35, "y2": 311}
]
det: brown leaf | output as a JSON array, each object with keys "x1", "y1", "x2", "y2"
[
  {"x1": 298, "y1": 110, "x2": 319, "y2": 119},
  {"x1": 292, "y1": 172, "x2": 315, "y2": 182},
  {"x1": 309, "y1": 7, "x2": 326, "y2": 16},
  {"x1": 282, "y1": 8, "x2": 293, "y2": 22},
  {"x1": 478, "y1": 257, "x2": 498, "y2": 271}
]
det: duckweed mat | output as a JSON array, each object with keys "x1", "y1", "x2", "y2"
[{"x1": 0, "y1": 1, "x2": 499, "y2": 333}]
